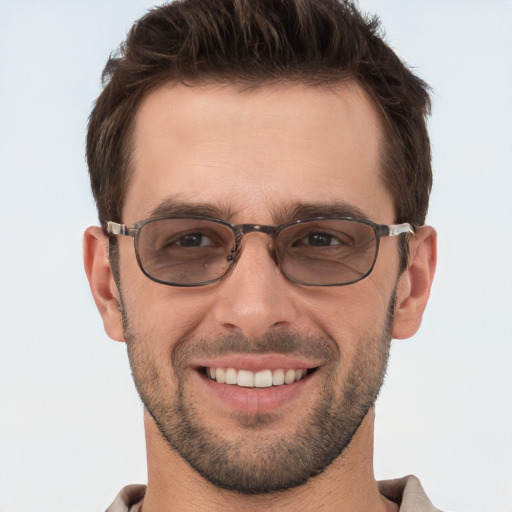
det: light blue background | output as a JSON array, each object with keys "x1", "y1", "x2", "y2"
[{"x1": 0, "y1": 1, "x2": 511, "y2": 510}]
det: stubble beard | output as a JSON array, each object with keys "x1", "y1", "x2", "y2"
[{"x1": 121, "y1": 296, "x2": 394, "y2": 495}]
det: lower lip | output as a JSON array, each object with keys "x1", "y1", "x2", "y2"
[{"x1": 199, "y1": 372, "x2": 313, "y2": 414}]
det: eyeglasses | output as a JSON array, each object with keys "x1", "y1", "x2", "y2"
[{"x1": 105, "y1": 216, "x2": 414, "y2": 287}]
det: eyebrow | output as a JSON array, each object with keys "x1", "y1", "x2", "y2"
[
  {"x1": 280, "y1": 202, "x2": 370, "y2": 223},
  {"x1": 149, "y1": 198, "x2": 238, "y2": 220},
  {"x1": 147, "y1": 198, "x2": 370, "y2": 224}
]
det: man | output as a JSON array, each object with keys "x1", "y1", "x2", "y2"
[{"x1": 84, "y1": 0, "x2": 438, "y2": 510}]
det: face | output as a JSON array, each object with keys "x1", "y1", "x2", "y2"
[{"x1": 114, "y1": 82, "x2": 404, "y2": 493}]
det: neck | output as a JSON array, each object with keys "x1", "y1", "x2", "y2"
[{"x1": 141, "y1": 408, "x2": 398, "y2": 512}]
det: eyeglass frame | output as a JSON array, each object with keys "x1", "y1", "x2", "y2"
[{"x1": 104, "y1": 215, "x2": 415, "y2": 287}]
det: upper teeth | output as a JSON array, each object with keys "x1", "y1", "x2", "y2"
[{"x1": 206, "y1": 368, "x2": 307, "y2": 388}]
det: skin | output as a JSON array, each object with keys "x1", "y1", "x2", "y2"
[{"x1": 84, "y1": 81, "x2": 436, "y2": 511}]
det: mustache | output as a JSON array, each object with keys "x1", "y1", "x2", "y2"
[{"x1": 172, "y1": 331, "x2": 340, "y2": 369}]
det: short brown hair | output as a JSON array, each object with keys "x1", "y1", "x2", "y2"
[{"x1": 87, "y1": 0, "x2": 432, "y2": 265}]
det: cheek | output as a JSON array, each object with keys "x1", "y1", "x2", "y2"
[
  {"x1": 304, "y1": 282, "x2": 395, "y2": 380},
  {"x1": 308, "y1": 283, "x2": 392, "y2": 336},
  {"x1": 121, "y1": 275, "x2": 219, "y2": 356}
]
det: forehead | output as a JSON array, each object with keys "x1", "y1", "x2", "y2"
[{"x1": 124, "y1": 82, "x2": 394, "y2": 224}]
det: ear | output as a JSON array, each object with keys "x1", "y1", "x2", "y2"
[
  {"x1": 392, "y1": 226, "x2": 437, "y2": 339},
  {"x1": 83, "y1": 226, "x2": 125, "y2": 342}
]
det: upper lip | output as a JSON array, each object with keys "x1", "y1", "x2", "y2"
[{"x1": 193, "y1": 353, "x2": 324, "y2": 372}]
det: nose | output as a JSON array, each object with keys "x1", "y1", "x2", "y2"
[{"x1": 211, "y1": 234, "x2": 300, "y2": 339}]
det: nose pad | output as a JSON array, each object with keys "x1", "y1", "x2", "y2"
[
  {"x1": 267, "y1": 239, "x2": 279, "y2": 266},
  {"x1": 228, "y1": 234, "x2": 279, "y2": 273},
  {"x1": 226, "y1": 245, "x2": 237, "y2": 263}
]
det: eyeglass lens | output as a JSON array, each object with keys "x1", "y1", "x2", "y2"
[{"x1": 136, "y1": 218, "x2": 378, "y2": 286}]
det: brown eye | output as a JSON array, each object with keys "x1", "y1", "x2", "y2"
[
  {"x1": 305, "y1": 232, "x2": 337, "y2": 246},
  {"x1": 295, "y1": 231, "x2": 352, "y2": 247},
  {"x1": 174, "y1": 233, "x2": 214, "y2": 247}
]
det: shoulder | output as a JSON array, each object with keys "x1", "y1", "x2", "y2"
[
  {"x1": 105, "y1": 484, "x2": 146, "y2": 512},
  {"x1": 378, "y1": 475, "x2": 442, "y2": 512}
]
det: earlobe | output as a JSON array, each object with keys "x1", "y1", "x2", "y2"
[
  {"x1": 392, "y1": 226, "x2": 437, "y2": 340},
  {"x1": 83, "y1": 226, "x2": 125, "y2": 342}
]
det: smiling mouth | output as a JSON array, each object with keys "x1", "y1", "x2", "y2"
[{"x1": 202, "y1": 367, "x2": 316, "y2": 388}]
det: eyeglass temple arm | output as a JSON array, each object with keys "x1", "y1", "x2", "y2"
[
  {"x1": 104, "y1": 221, "x2": 138, "y2": 237},
  {"x1": 379, "y1": 223, "x2": 415, "y2": 237}
]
